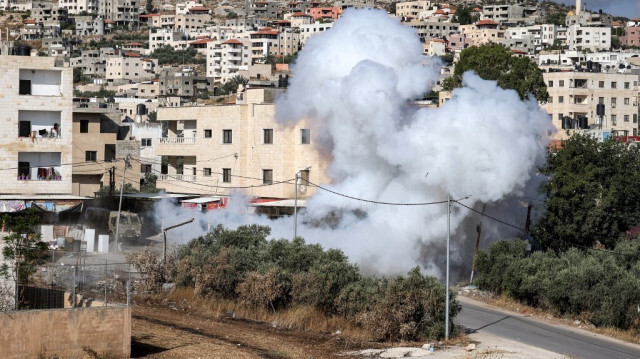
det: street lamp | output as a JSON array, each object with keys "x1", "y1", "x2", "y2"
[{"x1": 294, "y1": 166, "x2": 310, "y2": 239}]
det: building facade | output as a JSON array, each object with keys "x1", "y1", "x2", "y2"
[{"x1": 0, "y1": 55, "x2": 73, "y2": 194}]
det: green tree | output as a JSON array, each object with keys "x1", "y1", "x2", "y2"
[
  {"x1": 226, "y1": 11, "x2": 238, "y2": 19},
  {"x1": 73, "y1": 67, "x2": 86, "y2": 83},
  {"x1": 220, "y1": 75, "x2": 248, "y2": 95},
  {"x1": 534, "y1": 134, "x2": 640, "y2": 250},
  {"x1": 0, "y1": 209, "x2": 50, "y2": 309},
  {"x1": 611, "y1": 36, "x2": 620, "y2": 49},
  {"x1": 442, "y1": 43, "x2": 548, "y2": 102},
  {"x1": 453, "y1": 6, "x2": 476, "y2": 25},
  {"x1": 145, "y1": 0, "x2": 153, "y2": 13}
]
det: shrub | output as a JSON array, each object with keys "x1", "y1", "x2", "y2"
[
  {"x1": 171, "y1": 225, "x2": 458, "y2": 340},
  {"x1": 475, "y1": 238, "x2": 640, "y2": 330}
]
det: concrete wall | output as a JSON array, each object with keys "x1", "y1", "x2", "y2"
[{"x1": 0, "y1": 306, "x2": 131, "y2": 359}]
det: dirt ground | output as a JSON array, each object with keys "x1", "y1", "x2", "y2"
[{"x1": 131, "y1": 305, "x2": 368, "y2": 359}]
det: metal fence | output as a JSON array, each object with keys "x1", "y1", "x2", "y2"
[{"x1": 2, "y1": 249, "x2": 137, "y2": 311}]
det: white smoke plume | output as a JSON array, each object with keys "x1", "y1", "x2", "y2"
[{"x1": 152, "y1": 9, "x2": 553, "y2": 280}]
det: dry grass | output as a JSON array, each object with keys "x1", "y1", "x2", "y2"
[
  {"x1": 141, "y1": 287, "x2": 374, "y2": 344},
  {"x1": 460, "y1": 291, "x2": 640, "y2": 345}
]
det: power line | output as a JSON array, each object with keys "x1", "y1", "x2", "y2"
[
  {"x1": 452, "y1": 200, "x2": 636, "y2": 258},
  {"x1": 304, "y1": 179, "x2": 468, "y2": 206}
]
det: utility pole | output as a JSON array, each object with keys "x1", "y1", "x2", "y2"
[
  {"x1": 294, "y1": 171, "x2": 298, "y2": 239},
  {"x1": 445, "y1": 194, "x2": 451, "y2": 341},
  {"x1": 469, "y1": 204, "x2": 486, "y2": 285},
  {"x1": 114, "y1": 155, "x2": 131, "y2": 253},
  {"x1": 293, "y1": 167, "x2": 310, "y2": 239},
  {"x1": 109, "y1": 166, "x2": 115, "y2": 198}
]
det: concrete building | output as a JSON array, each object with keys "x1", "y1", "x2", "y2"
[
  {"x1": 122, "y1": 122, "x2": 162, "y2": 178},
  {"x1": 58, "y1": 0, "x2": 98, "y2": 14},
  {"x1": 247, "y1": 0, "x2": 279, "y2": 19},
  {"x1": 395, "y1": 0, "x2": 430, "y2": 19},
  {"x1": 405, "y1": 18, "x2": 459, "y2": 43},
  {"x1": 32, "y1": 1, "x2": 68, "y2": 25},
  {"x1": 106, "y1": 55, "x2": 157, "y2": 82},
  {"x1": 249, "y1": 27, "x2": 301, "y2": 63},
  {"x1": 543, "y1": 70, "x2": 640, "y2": 139},
  {"x1": 566, "y1": 10, "x2": 612, "y2": 27},
  {"x1": 481, "y1": 4, "x2": 540, "y2": 25},
  {"x1": 155, "y1": 87, "x2": 329, "y2": 199},
  {"x1": 298, "y1": 21, "x2": 333, "y2": 44},
  {"x1": 307, "y1": 7, "x2": 342, "y2": 21},
  {"x1": 175, "y1": 13, "x2": 211, "y2": 31},
  {"x1": 0, "y1": 55, "x2": 73, "y2": 194},
  {"x1": 71, "y1": 108, "x2": 140, "y2": 197},
  {"x1": 621, "y1": 25, "x2": 640, "y2": 48},
  {"x1": 175, "y1": 0, "x2": 204, "y2": 14},
  {"x1": 207, "y1": 38, "x2": 252, "y2": 83},
  {"x1": 98, "y1": 0, "x2": 138, "y2": 26},
  {"x1": 149, "y1": 29, "x2": 188, "y2": 51},
  {"x1": 74, "y1": 15, "x2": 104, "y2": 36},
  {"x1": 459, "y1": 20, "x2": 505, "y2": 45},
  {"x1": 566, "y1": 25, "x2": 611, "y2": 52}
]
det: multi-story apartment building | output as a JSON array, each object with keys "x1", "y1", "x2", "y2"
[
  {"x1": 70, "y1": 49, "x2": 107, "y2": 77},
  {"x1": 0, "y1": 55, "x2": 73, "y2": 194},
  {"x1": 540, "y1": 24, "x2": 567, "y2": 47},
  {"x1": 299, "y1": 21, "x2": 333, "y2": 44},
  {"x1": 405, "y1": 18, "x2": 459, "y2": 43},
  {"x1": 566, "y1": 11, "x2": 612, "y2": 27},
  {"x1": 459, "y1": 20, "x2": 505, "y2": 45},
  {"x1": 566, "y1": 25, "x2": 611, "y2": 52},
  {"x1": 71, "y1": 108, "x2": 140, "y2": 197},
  {"x1": 32, "y1": 0, "x2": 68, "y2": 25},
  {"x1": 175, "y1": 13, "x2": 211, "y2": 31},
  {"x1": 149, "y1": 29, "x2": 188, "y2": 51},
  {"x1": 206, "y1": 38, "x2": 252, "y2": 83},
  {"x1": 175, "y1": 0, "x2": 204, "y2": 14},
  {"x1": 395, "y1": 0, "x2": 430, "y2": 19},
  {"x1": 480, "y1": 4, "x2": 540, "y2": 25},
  {"x1": 58, "y1": 0, "x2": 98, "y2": 14},
  {"x1": 122, "y1": 122, "x2": 162, "y2": 178},
  {"x1": 98, "y1": 0, "x2": 138, "y2": 26},
  {"x1": 543, "y1": 71, "x2": 640, "y2": 139},
  {"x1": 247, "y1": 0, "x2": 279, "y2": 19},
  {"x1": 157, "y1": 67, "x2": 210, "y2": 97},
  {"x1": 74, "y1": 15, "x2": 104, "y2": 35},
  {"x1": 334, "y1": 0, "x2": 373, "y2": 10},
  {"x1": 105, "y1": 54, "x2": 157, "y2": 82},
  {"x1": 155, "y1": 87, "x2": 329, "y2": 199},
  {"x1": 307, "y1": 7, "x2": 342, "y2": 21},
  {"x1": 250, "y1": 27, "x2": 301, "y2": 63},
  {"x1": 621, "y1": 24, "x2": 639, "y2": 48}
]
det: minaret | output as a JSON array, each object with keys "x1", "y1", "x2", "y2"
[{"x1": 576, "y1": 0, "x2": 581, "y2": 14}]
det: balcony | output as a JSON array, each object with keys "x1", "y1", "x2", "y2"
[
  {"x1": 159, "y1": 136, "x2": 196, "y2": 144},
  {"x1": 159, "y1": 174, "x2": 196, "y2": 181},
  {"x1": 18, "y1": 152, "x2": 62, "y2": 181},
  {"x1": 19, "y1": 69, "x2": 62, "y2": 96},
  {"x1": 18, "y1": 110, "x2": 62, "y2": 139}
]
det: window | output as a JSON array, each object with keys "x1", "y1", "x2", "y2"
[
  {"x1": 624, "y1": 82, "x2": 630, "y2": 89},
  {"x1": 223, "y1": 129, "x2": 232, "y2": 144},
  {"x1": 611, "y1": 98, "x2": 617, "y2": 107},
  {"x1": 599, "y1": 81, "x2": 604, "y2": 88},
  {"x1": 611, "y1": 115, "x2": 617, "y2": 126},
  {"x1": 624, "y1": 98, "x2": 630, "y2": 105},
  {"x1": 611, "y1": 82, "x2": 617, "y2": 88},
  {"x1": 559, "y1": 80, "x2": 564, "y2": 87},
  {"x1": 624, "y1": 115, "x2": 630, "y2": 122},
  {"x1": 222, "y1": 168, "x2": 231, "y2": 183},
  {"x1": 85, "y1": 151, "x2": 97, "y2": 162},
  {"x1": 558, "y1": 96, "x2": 563, "y2": 103},
  {"x1": 203, "y1": 168, "x2": 211, "y2": 176},
  {"x1": 19, "y1": 79, "x2": 31, "y2": 95},
  {"x1": 262, "y1": 169, "x2": 273, "y2": 184},
  {"x1": 18, "y1": 161, "x2": 30, "y2": 178},
  {"x1": 263, "y1": 129, "x2": 273, "y2": 144},
  {"x1": 142, "y1": 138, "x2": 152, "y2": 146},
  {"x1": 18, "y1": 121, "x2": 31, "y2": 137},
  {"x1": 548, "y1": 80, "x2": 553, "y2": 87},
  {"x1": 598, "y1": 97, "x2": 604, "y2": 104},
  {"x1": 204, "y1": 129, "x2": 212, "y2": 138},
  {"x1": 635, "y1": 114, "x2": 638, "y2": 123},
  {"x1": 300, "y1": 129, "x2": 310, "y2": 144}
]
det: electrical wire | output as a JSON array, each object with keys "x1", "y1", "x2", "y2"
[
  {"x1": 452, "y1": 199, "x2": 637, "y2": 258},
  {"x1": 304, "y1": 179, "x2": 469, "y2": 206}
]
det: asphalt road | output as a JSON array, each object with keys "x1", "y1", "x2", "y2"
[{"x1": 456, "y1": 297, "x2": 640, "y2": 359}]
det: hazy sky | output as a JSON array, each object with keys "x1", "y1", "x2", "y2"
[{"x1": 550, "y1": 0, "x2": 640, "y2": 18}]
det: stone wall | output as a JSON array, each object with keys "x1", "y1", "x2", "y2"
[{"x1": 0, "y1": 305, "x2": 131, "y2": 359}]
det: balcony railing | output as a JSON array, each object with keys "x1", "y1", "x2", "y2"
[
  {"x1": 159, "y1": 137, "x2": 196, "y2": 144},
  {"x1": 159, "y1": 174, "x2": 196, "y2": 181}
]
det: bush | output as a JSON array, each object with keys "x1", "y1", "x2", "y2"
[
  {"x1": 172, "y1": 225, "x2": 458, "y2": 340},
  {"x1": 475, "y1": 238, "x2": 640, "y2": 330}
]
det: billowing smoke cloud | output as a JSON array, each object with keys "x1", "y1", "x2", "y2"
[{"x1": 152, "y1": 9, "x2": 553, "y2": 280}]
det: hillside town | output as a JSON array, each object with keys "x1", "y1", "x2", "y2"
[{"x1": 2, "y1": 0, "x2": 640, "y2": 357}]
